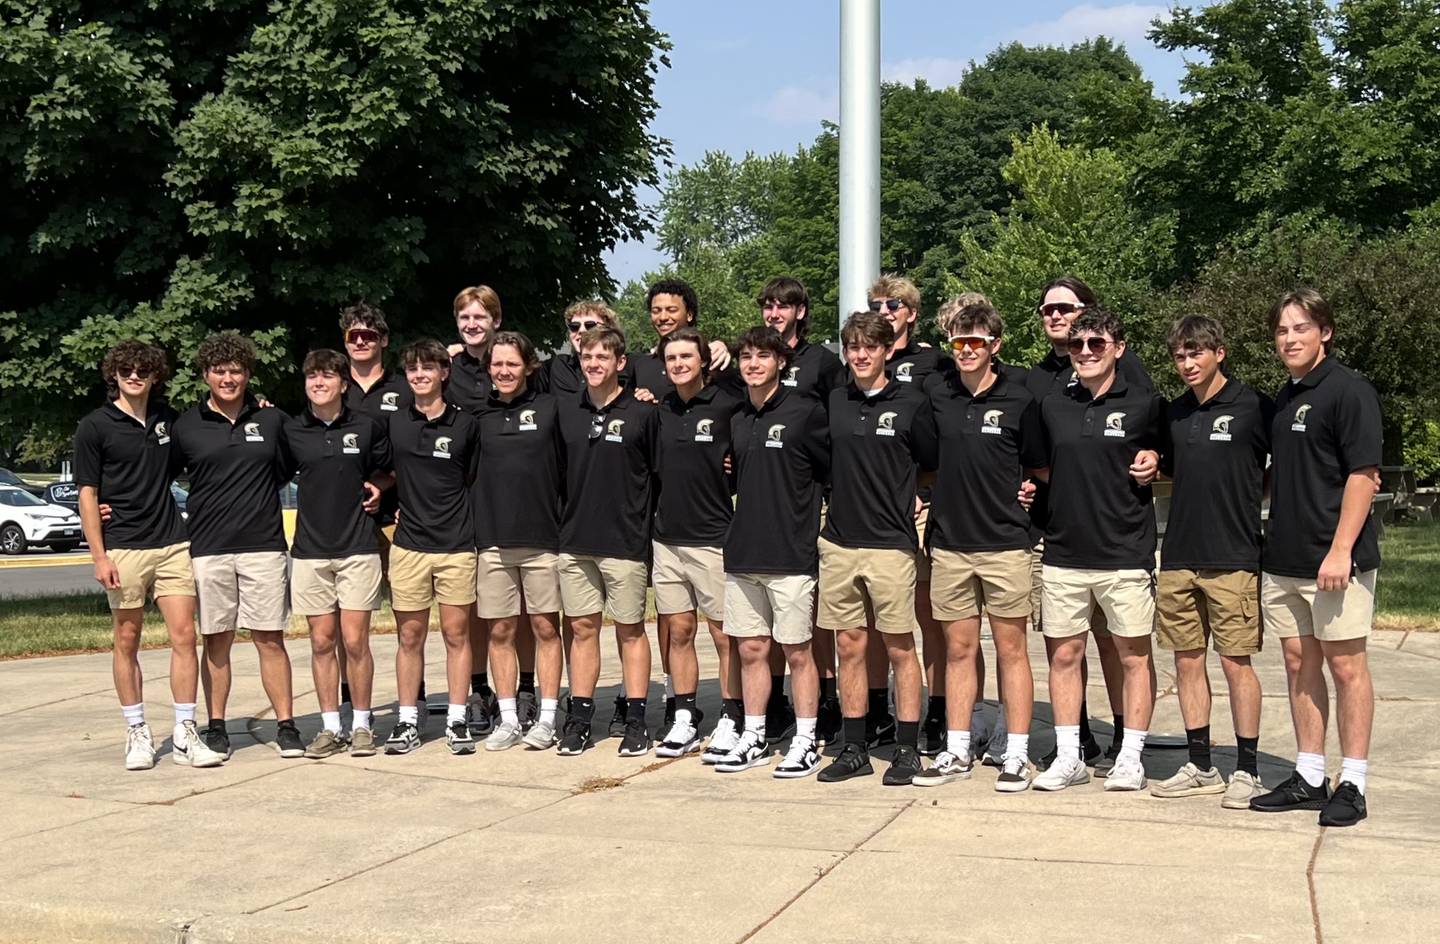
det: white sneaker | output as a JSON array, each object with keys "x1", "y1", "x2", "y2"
[
  {"x1": 701, "y1": 717, "x2": 741, "y2": 765},
  {"x1": 913, "y1": 750, "x2": 974, "y2": 787},
  {"x1": 1033, "y1": 754, "x2": 1090, "y2": 792},
  {"x1": 484, "y1": 720, "x2": 524, "y2": 752},
  {"x1": 1222, "y1": 769, "x2": 1264, "y2": 809},
  {"x1": 1104, "y1": 755, "x2": 1148, "y2": 791},
  {"x1": 655, "y1": 717, "x2": 701, "y2": 758},
  {"x1": 173, "y1": 720, "x2": 224, "y2": 768},
  {"x1": 714, "y1": 730, "x2": 771, "y2": 773},
  {"x1": 124, "y1": 723, "x2": 156, "y2": 771},
  {"x1": 773, "y1": 736, "x2": 820, "y2": 778}
]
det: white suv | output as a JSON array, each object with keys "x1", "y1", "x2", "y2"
[{"x1": 0, "y1": 485, "x2": 83, "y2": 554}]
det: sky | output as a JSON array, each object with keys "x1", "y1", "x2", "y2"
[{"x1": 604, "y1": 0, "x2": 1199, "y2": 286}]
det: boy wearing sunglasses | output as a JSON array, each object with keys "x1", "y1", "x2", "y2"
[
  {"x1": 914, "y1": 298, "x2": 1045, "y2": 791},
  {"x1": 1032, "y1": 309, "x2": 1164, "y2": 794},
  {"x1": 537, "y1": 300, "x2": 636, "y2": 398},
  {"x1": 554, "y1": 326, "x2": 662, "y2": 756}
]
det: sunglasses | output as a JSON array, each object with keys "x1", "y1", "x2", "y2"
[
  {"x1": 948, "y1": 335, "x2": 995, "y2": 352},
  {"x1": 568, "y1": 320, "x2": 602, "y2": 333},
  {"x1": 868, "y1": 298, "x2": 904, "y2": 313},
  {"x1": 117, "y1": 365, "x2": 152, "y2": 379},
  {"x1": 346, "y1": 328, "x2": 381, "y2": 345},
  {"x1": 1066, "y1": 336, "x2": 1113, "y2": 356},
  {"x1": 587, "y1": 415, "x2": 604, "y2": 440},
  {"x1": 1040, "y1": 302, "x2": 1086, "y2": 318}
]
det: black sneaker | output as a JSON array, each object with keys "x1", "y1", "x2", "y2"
[
  {"x1": 1318, "y1": 781, "x2": 1367, "y2": 827},
  {"x1": 1092, "y1": 736, "x2": 1122, "y2": 777},
  {"x1": 765, "y1": 698, "x2": 796, "y2": 743},
  {"x1": 865, "y1": 712, "x2": 896, "y2": 750},
  {"x1": 446, "y1": 719, "x2": 476, "y2": 755},
  {"x1": 468, "y1": 687, "x2": 497, "y2": 734},
  {"x1": 920, "y1": 713, "x2": 945, "y2": 757},
  {"x1": 556, "y1": 715, "x2": 594, "y2": 756},
  {"x1": 618, "y1": 716, "x2": 651, "y2": 757},
  {"x1": 1041, "y1": 734, "x2": 1104, "y2": 770},
  {"x1": 517, "y1": 691, "x2": 538, "y2": 732},
  {"x1": 384, "y1": 721, "x2": 421, "y2": 755},
  {"x1": 275, "y1": 720, "x2": 305, "y2": 758},
  {"x1": 1250, "y1": 771, "x2": 1331, "y2": 813},
  {"x1": 608, "y1": 695, "x2": 628, "y2": 739},
  {"x1": 883, "y1": 744, "x2": 923, "y2": 786},
  {"x1": 816, "y1": 696, "x2": 842, "y2": 745},
  {"x1": 204, "y1": 722, "x2": 232, "y2": 760},
  {"x1": 818, "y1": 743, "x2": 874, "y2": 782}
]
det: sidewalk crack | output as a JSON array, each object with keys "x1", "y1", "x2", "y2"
[{"x1": 1307, "y1": 828, "x2": 1326, "y2": 944}]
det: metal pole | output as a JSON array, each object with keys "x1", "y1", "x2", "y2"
[{"x1": 838, "y1": 0, "x2": 880, "y2": 340}]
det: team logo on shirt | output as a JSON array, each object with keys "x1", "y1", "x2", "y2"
[
  {"x1": 381, "y1": 392, "x2": 400, "y2": 411},
  {"x1": 781, "y1": 366, "x2": 800, "y2": 387},
  {"x1": 895, "y1": 362, "x2": 914, "y2": 382},
  {"x1": 153, "y1": 421, "x2": 170, "y2": 445},
  {"x1": 244, "y1": 421, "x2": 264, "y2": 442},
  {"x1": 605, "y1": 418, "x2": 625, "y2": 443},
  {"x1": 766, "y1": 424, "x2": 786, "y2": 448},
  {"x1": 1210, "y1": 415, "x2": 1234, "y2": 442},
  {"x1": 1291, "y1": 403, "x2": 1312, "y2": 432},
  {"x1": 1103, "y1": 412, "x2": 1127, "y2": 438},
  {"x1": 342, "y1": 433, "x2": 360, "y2": 454},
  {"x1": 694, "y1": 418, "x2": 714, "y2": 443},
  {"x1": 432, "y1": 436, "x2": 452, "y2": 459},
  {"x1": 518, "y1": 409, "x2": 537, "y2": 431},
  {"x1": 982, "y1": 409, "x2": 1004, "y2": 435},
  {"x1": 876, "y1": 411, "x2": 898, "y2": 436}
]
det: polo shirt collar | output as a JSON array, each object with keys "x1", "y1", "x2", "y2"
[
  {"x1": 1293, "y1": 356, "x2": 1339, "y2": 390},
  {"x1": 887, "y1": 340, "x2": 922, "y2": 363},
  {"x1": 198, "y1": 395, "x2": 260, "y2": 422},
  {"x1": 1039, "y1": 349, "x2": 1069, "y2": 373},
  {"x1": 846, "y1": 379, "x2": 901, "y2": 402},
  {"x1": 744, "y1": 385, "x2": 791, "y2": 416},
  {"x1": 488, "y1": 384, "x2": 537, "y2": 408},
  {"x1": 1192, "y1": 377, "x2": 1242, "y2": 408},
  {"x1": 581, "y1": 385, "x2": 632, "y2": 413},
  {"x1": 350, "y1": 367, "x2": 397, "y2": 392},
  {"x1": 669, "y1": 384, "x2": 717, "y2": 408},
  {"x1": 103, "y1": 400, "x2": 161, "y2": 426},
  {"x1": 1067, "y1": 375, "x2": 1129, "y2": 403},
  {"x1": 302, "y1": 404, "x2": 352, "y2": 427},
  {"x1": 952, "y1": 365, "x2": 1006, "y2": 401},
  {"x1": 407, "y1": 401, "x2": 457, "y2": 425}
]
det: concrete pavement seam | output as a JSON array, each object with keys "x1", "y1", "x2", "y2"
[
  {"x1": 1307, "y1": 829, "x2": 1326, "y2": 944},
  {"x1": 0, "y1": 685, "x2": 119, "y2": 719}
]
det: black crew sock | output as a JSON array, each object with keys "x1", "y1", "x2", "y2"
[
  {"x1": 1236, "y1": 735, "x2": 1260, "y2": 776},
  {"x1": 626, "y1": 697, "x2": 647, "y2": 722},
  {"x1": 208, "y1": 717, "x2": 226, "y2": 733},
  {"x1": 519, "y1": 671, "x2": 536, "y2": 694},
  {"x1": 897, "y1": 720, "x2": 920, "y2": 748},
  {"x1": 471, "y1": 673, "x2": 489, "y2": 695},
  {"x1": 722, "y1": 698, "x2": 744, "y2": 723},
  {"x1": 339, "y1": 682, "x2": 352, "y2": 706},
  {"x1": 1187, "y1": 725, "x2": 1212, "y2": 770},
  {"x1": 571, "y1": 696, "x2": 595, "y2": 719},
  {"x1": 925, "y1": 695, "x2": 946, "y2": 721},
  {"x1": 819, "y1": 675, "x2": 837, "y2": 701},
  {"x1": 1079, "y1": 701, "x2": 1093, "y2": 743},
  {"x1": 843, "y1": 716, "x2": 867, "y2": 748},
  {"x1": 867, "y1": 687, "x2": 889, "y2": 719},
  {"x1": 769, "y1": 675, "x2": 788, "y2": 706},
  {"x1": 677, "y1": 692, "x2": 698, "y2": 714},
  {"x1": 1111, "y1": 714, "x2": 1125, "y2": 745}
]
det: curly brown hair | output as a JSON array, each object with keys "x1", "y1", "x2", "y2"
[
  {"x1": 488, "y1": 331, "x2": 541, "y2": 375},
  {"x1": 101, "y1": 340, "x2": 169, "y2": 401},
  {"x1": 195, "y1": 332, "x2": 258, "y2": 376},
  {"x1": 338, "y1": 301, "x2": 389, "y2": 338}
]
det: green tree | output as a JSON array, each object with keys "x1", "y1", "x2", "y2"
[{"x1": 1, "y1": 0, "x2": 669, "y2": 461}]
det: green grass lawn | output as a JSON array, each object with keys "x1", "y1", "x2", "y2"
[{"x1": 2, "y1": 521, "x2": 1435, "y2": 659}]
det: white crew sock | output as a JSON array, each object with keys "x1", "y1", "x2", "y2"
[
  {"x1": 352, "y1": 709, "x2": 372, "y2": 732},
  {"x1": 1055, "y1": 724, "x2": 1081, "y2": 761},
  {"x1": 1296, "y1": 751, "x2": 1327, "y2": 788},
  {"x1": 398, "y1": 704, "x2": 419, "y2": 725},
  {"x1": 1119, "y1": 727, "x2": 1148, "y2": 765},
  {"x1": 321, "y1": 711, "x2": 342, "y2": 735},
  {"x1": 173, "y1": 702, "x2": 196, "y2": 725},
  {"x1": 1006, "y1": 732, "x2": 1030, "y2": 762},
  {"x1": 499, "y1": 697, "x2": 518, "y2": 726},
  {"x1": 446, "y1": 702, "x2": 466, "y2": 725},
  {"x1": 539, "y1": 698, "x2": 558, "y2": 727},
  {"x1": 122, "y1": 703, "x2": 145, "y2": 727},
  {"x1": 795, "y1": 716, "x2": 817, "y2": 741},
  {"x1": 947, "y1": 729, "x2": 972, "y2": 757},
  {"x1": 744, "y1": 714, "x2": 767, "y2": 741},
  {"x1": 1340, "y1": 757, "x2": 1368, "y2": 795}
]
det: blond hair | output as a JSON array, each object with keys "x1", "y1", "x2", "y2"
[
  {"x1": 562, "y1": 298, "x2": 619, "y2": 326},
  {"x1": 453, "y1": 285, "x2": 502, "y2": 323},
  {"x1": 936, "y1": 293, "x2": 1004, "y2": 339},
  {"x1": 868, "y1": 272, "x2": 921, "y2": 312}
]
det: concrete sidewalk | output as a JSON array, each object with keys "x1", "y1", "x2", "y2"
[{"x1": 1, "y1": 627, "x2": 1436, "y2": 944}]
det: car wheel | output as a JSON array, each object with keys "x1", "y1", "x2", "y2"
[
  {"x1": 51, "y1": 542, "x2": 79, "y2": 553},
  {"x1": 0, "y1": 524, "x2": 26, "y2": 555}
]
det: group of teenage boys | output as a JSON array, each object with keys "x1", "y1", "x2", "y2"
[{"x1": 77, "y1": 271, "x2": 1381, "y2": 829}]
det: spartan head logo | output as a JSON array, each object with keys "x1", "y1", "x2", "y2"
[
  {"x1": 1213, "y1": 415, "x2": 1234, "y2": 436},
  {"x1": 381, "y1": 391, "x2": 399, "y2": 408},
  {"x1": 243, "y1": 422, "x2": 261, "y2": 438},
  {"x1": 153, "y1": 421, "x2": 168, "y2": 439},
  {"x1": 342, "y1": 433, "x2": 359, "y2": 450},
  {"x1": 782, "y1": 366, "x2": 800, "y2": 385},
  {"x1": 877, "y1": 411, "x2": 897, "y2": 431},
  {"x1": 983, "y1": 409, "x2": 1003, "y2": 428},
  {"x1": 1294, "y1": 404, "x2": 1312, "y2": 424},
  {"x1": 433, "y1": 436, "x2": 452, "y2": 455},
  {"x1": 767, "y1": 424, "x2": 786, "y2": 442},
  {"x1": 519, "y1": 409, "x2": 536, "y2": 426},
  {"x1": 1105, "y1": 412, "x2": 1126, "y2": 432},
  {"x1": 606, "y1": 418, "x2": 625, "y2": 438},
  {"x1": 695, "y1": 419, "x2": 714, "y2": 437},
  {"x1": 895, "y1": 362, "x2": 913, "y2": 380}
]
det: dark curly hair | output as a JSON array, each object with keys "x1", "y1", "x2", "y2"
[
  {"x1": 101, "y1": 340, "x2": 169, "y2": 401},
  {"x1": 339, "y1": 301, "x2": 389, "y2": 338},
  {"x1": 195, "y1": 332, "x2": 258, "y2": 376},
  {"x1": 1070, "y1": 307, "x2": 1126, "y2": 344},
  {"x1": 646, "y1": 278, "x2": 700, "y2": 325},
  {"x1": 735, "y1": 326, "x2": 794, "y2": 372}
]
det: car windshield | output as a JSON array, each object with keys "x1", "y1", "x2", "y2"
[
  {"x1": 0, "y1": 470, "x2": 23, "y2": 486},
  {"x1": 0, "y1": 489, "x2": 47, "y2": 507}
]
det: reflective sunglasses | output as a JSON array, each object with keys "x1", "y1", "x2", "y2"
[
  {"x1": 588, "y1": 414, "x2": 604, "y2": 440},
  {"x1": 1066, "y1": 336, "x2": 1113, "y2": 356},
  {"x1": 568, "y1": 319, "x2": 602, "y2": 333},
  {"x1": 346, "y1": 328, "x2": 381, "y2": 345},
  {"x1": 948, "y1": 335, "x2": 995, "y2": 352},
  {"x1": 1040, "y1": 302, "x2": 1086, "y2": 318},
  {"x1": 868, "y1": 298, "x2": 904, "y2": 313}
]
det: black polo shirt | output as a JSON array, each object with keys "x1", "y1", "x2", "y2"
[
  {"x1": 472, "y1": 387, "x2": 564, "y2": 551},
  {"x1": 387, "y1": 403, "x2": 480, "y2": 553},
  {"x1": 344, "y1": 368, "x2": 413, "y2": 421},
  {"x1": 1265, "y1": 358, "x2": 1383, "y2": 578},
  {"x1": 73, "y1": 402, "x2": 187, "y2": 551},
  {"x1": 557, "y1": 386, "x2": 660, "y2": 561},
  {"x1": 654, "y1": 385, "x2": 742, "y2": 547},
  {"x1": 926, "y1": 369, "x2": 1047, "y2": 553},
  {"x1": 536, "y1": 352, "x2": 637, "y2": 399},
  {"x1": 170, "y1": 398, "x2": 293, "y2": 558},
  {"x1": 284, "y1": 407, "x2": 391, "y2": 559},
  {"x1": 1041, "y1": 379, "x2": 1165, "y2": 570},
  {"x1": 631, "y1": 349, "x2": 675, "y2": 402},
  {"x1": 1160, "y1": 379, "x2": 1272, "y2": 572},
  {"x1": 821, "y1": 381, "x2": 938, "y2": 551},
  {"x1": 448, "y1": 348, "x2": 493, "y2": 414},
  {"x1": 725, "y1": 387, "x2": 830, "y2": 575},
  {"x1": 713, "y1": 339, "x2": 846, "y2": 405},
  {"x1": 887, "y1": 340, "x2": 950, "y2": 393}
]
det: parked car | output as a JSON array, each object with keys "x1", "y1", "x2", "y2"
[
  {"x1": 0, "y1": 468, "x2": 45, "y2": 498},
  {"x1": 171, "y1": 483, "x2": 189, "y2": 520},
  {"x1": 0, "y1": 485, "x2": 83, "y2": 554},
  {"x1": 43, "y1": 481, "x2": 79, "y2": 512}
]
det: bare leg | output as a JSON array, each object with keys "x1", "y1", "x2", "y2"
[
  {"x1": 1173, "y1": 649, "x2": 1212, "y2": 731},
  {"x1": 438, "y1": 603, "x2": 473, "y2": 707},
  {"x1": 738, "y1": 636, "x2": 773, "y2": 717},
  {"x1": 489, "y1": 617, "x2": 519, "y2": 698},
  {"x1": 616, "y1": 621, "x2": 651, "y2": 699},
  {"x1": 837, "y1": 628, "x2": 868, "y2": 721},
  {"x1": 515, "y1": 610, "x2": 536, "y2": 677},
  {"x1": 707, "y1": 619, "x2": 737, "y2": 700},
  {"x1": 468, "y1": 611, "x2": 489, "y2": 686},
  {"x1": 1219, "y1": 653, "x2": 1260, "y2": 741},
  {"x1": 885, "y1": 632, "x2": 922, "y2": 724},
  {"x1": 942, "y1": 616, "x2": 980, "y2": 733},
  {"x1": 667, "y1": 610, "x2": 700, "y2": 694},
  {"x1": 394, "y1": 610, "x2": 429, "y2": 706},
  {"x1": 339, "y1": 608, "x2": 374, "y2": 710},
  {"x1": 309, "y1": 612, "x2": 341, "y2": 714},
  {"x1": 1112, "y1": 634, "x2": 1155, "y2": 732},
  {"x1": 530, "y1": 612, "x2": 563, "y2": 699},
  {"x1": 112, "y1": 609, "x2": 145, "y2": 706},
  {"x1": 1323, "y1": 639, "x2": 1373, "y2": 760},
  {"x1": 1093, "y1": 629, "x2": 1125, "y2": 720},
  {"x1": 991, "y1": 615, "x2": 1032, "y2": 736},
  {"x1": 1048, "y1": 632, "x2": 1088, "y2": 727},
  {"x1": 201, "y1": 630, "x2": 234, "y2": 720},
  {"x1": 563, "y1": 614, "x2": 602, "y2": 698},
  {"x1": 154, "y1": 595, "x2": 199, "y2": 706},
  {"x1": 656, "y1": 614, "x2": 672, "y2": 677},
  {"x1": 1282, "y1": 636, "x2": 1328, "y2": 755},
  {"x1": 783, "y1": 642, "x2": 819, "y2": 718}
]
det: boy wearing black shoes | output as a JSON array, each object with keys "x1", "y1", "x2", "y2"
[
  {"x1": 815, "y1": 313, "x2": 938, "y2": 786},
  {"x1": 1251, "y1": 289, "x2": 1381, "y2": 828}
]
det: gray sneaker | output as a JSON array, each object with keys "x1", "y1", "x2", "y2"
[
  {"x1": 304, "y1": 729, "x2": 349, "y2": 759},
  {"x1": 1150, "y1": 761, "x2": 1225, "y2": 798},
  {"x1": 349, "y1": 727, "x2": 376, "y2": 757},
  {"x1": 522, "y1": 719, "x2": 558, "y2": 751},
  {"x1": 485, "y1": 720, "x2": 524, "y2": 752},
  {"x1": 1222, "y1": 769, "x2": 1264, "y2": 809}
]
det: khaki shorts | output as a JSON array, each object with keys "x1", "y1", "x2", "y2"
[
  {"x1": 817, "y1": 537, "x2": 916, "y2": 633},
  {"x1": 652, "y1": 542, "x2": 725, "y2": 621},
  {"x1": 724, "y1": 572, "x2": 816, "y2": 645},
  {"x1": 1031, "y1": 541, "x2": 1109, "y2": 636},
  {"x1": 376, "y1": 524, "x2": 396, "y2": 578},
  {"x1": 558, "y1": 553, "x2": 648, "y2": 624},
  {"x1": 290, "y1": 554, "x2": 383, "y2": 616},
  {"x1": 477, "y1": 546, "x2": 561, "y2": 618},
  {"x1": 930, "y1": 547, "x2": 1033, "y2": 622},
  {"x1": 1157, "y1": 569, "x2": 1261, "y2": 656},
  {"x1": 389, "y1": 546, "x2": 476, "y2": 612},
  {"x1": 106, "y1": 542, "x2": 194, "y2": 610},
  {"x1": 1041, "y1": 564, "x2": 1154, "y2": 639},
  {"x1": 1262, "y1": 570, "x2": 1376, "y2": 643},
  {"x1": 192, "y1": 551, "x2": 290, "y2": 635},
  {"x1": 914, "y1": 501, "x2": 931, "y2": 584}
]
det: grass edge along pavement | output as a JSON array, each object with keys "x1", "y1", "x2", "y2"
[{"x1": 1, "y1": 519, "x2": 1437, "y2": 659}]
